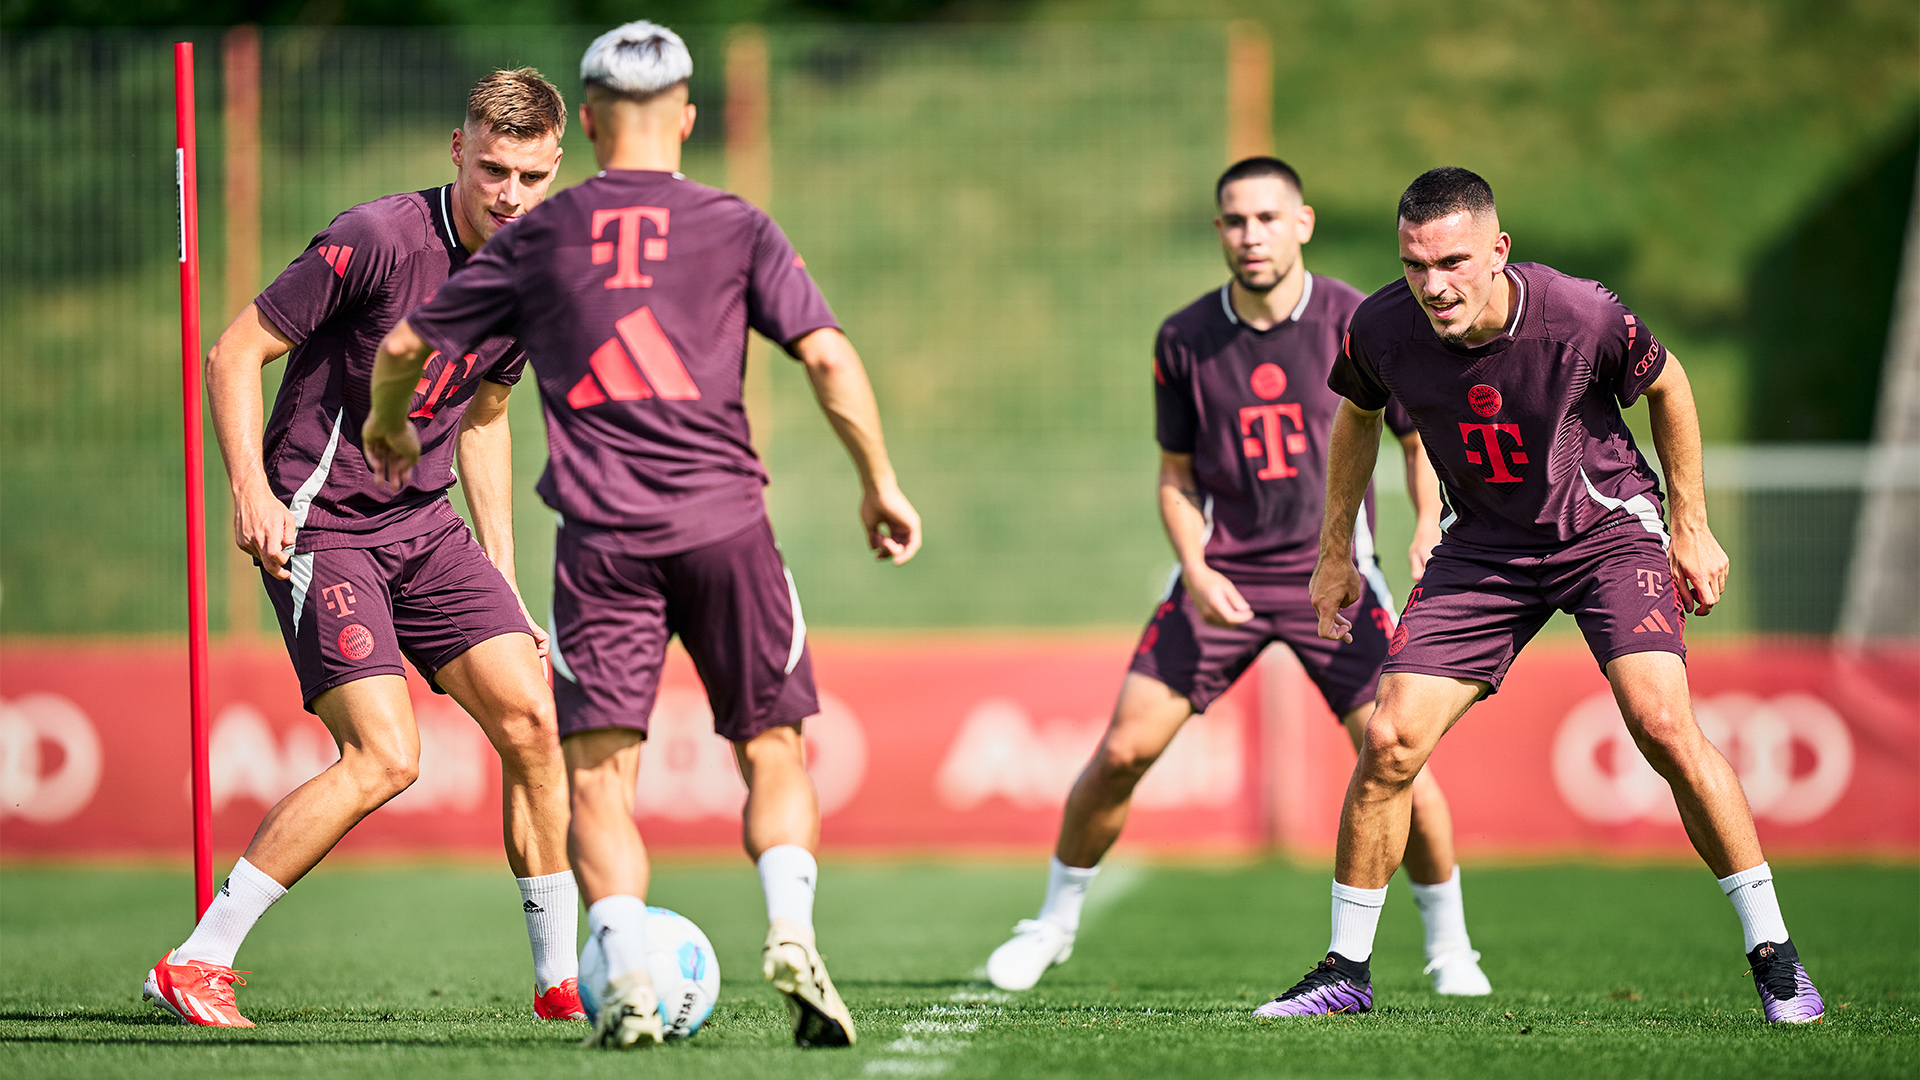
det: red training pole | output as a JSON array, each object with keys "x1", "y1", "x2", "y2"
[{"x1": 175, "y1": 41, "x2": 215, "y2": 921}]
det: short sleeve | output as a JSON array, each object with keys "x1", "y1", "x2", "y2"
[
  {"x1": 1591, "y1": 286, "x2": 1667, "y2": 407},
  {"x1": 1152, "y1": 325, "x2": 1199, "y2": 454},
  {"x1": 1383, "y1": 396, "x2": 1415, "y2": 438},
  {"x1": 254, "y1": 205, "x2": 396, "y2": 345},
  {"x1": 483, "y1": 343, "x2": 530, "y2": 387},
  {"x1": 1327, "y1": 328, "x2": 1392, "y2": 411},
  {"x1": 408, "y1": 230, "x2": 523, "y2": 361},
  {"x1": 747, "y1": 212, "x2": 839, "y2": 354}
]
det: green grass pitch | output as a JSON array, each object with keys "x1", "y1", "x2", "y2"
[{"x1": 2, "y1": 859, "x2": 1915, "y2": 1078}]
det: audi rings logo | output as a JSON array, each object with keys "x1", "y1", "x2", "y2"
[
  {"x1": 1552, "y1": 691, "x2": 1854, "y2": 826},
  {"x1": 0, "y1": 693, "x2": 104, "y2": 824}
]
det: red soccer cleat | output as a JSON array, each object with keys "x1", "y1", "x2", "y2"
[
  {"x1": 143, "y1": 951, "x2": 254, "y2": 1027},
  {"x1": 535, "y1": 977, "x2": 588, "y2": 1020}
]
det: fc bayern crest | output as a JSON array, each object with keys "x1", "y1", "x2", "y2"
[
  {"x1": 1468, "y1": 384, "x2": 1502, "y2": 417},
  {"x1": 338, "y1": 624, "x2": 375, "y2": 661}
]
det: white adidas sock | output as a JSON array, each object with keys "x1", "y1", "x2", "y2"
[
  {"x1": 1718, "y1": 862, "x2": 1790, "y2": 953},
  {"x1": 1328, "y1": 880, "x2": 1388, "y2": 962},
  {"x1": 1408, "y1": 866, "x2": 1474, "y2": 960},
  {"x1": 757, "y1": 844, "x2": 818, "y2": 931},
  {"x1": 586, "y1": 895, "x2": 651, "y2": 981},
  {"x1": 517, "y1": 871, "x2": 580, "y2": 992},
  {"x1": 175, "y1": 858, "x2": 287, "y2": 968},
  {"x1": 1037, "y1": 857, "x2": 1100, "y2": 933}
]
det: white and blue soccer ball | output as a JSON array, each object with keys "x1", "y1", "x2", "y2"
[{"x1": 578, "y1": 906, "x2": 720, "y2": 1039}]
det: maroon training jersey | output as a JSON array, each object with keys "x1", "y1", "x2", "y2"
[
  {"x1": 1328, "y1": 262, "x2": 1669, "y2": 551},
  {"x1": 405, "y1": 170, "x2": 838, "y2": 555},
  {"x1": 1155, "y1": 274, "x2": 1414, "y2": 583},
  {"x1": 255, "y1": 186, "x2": 527, "y2": 553}
]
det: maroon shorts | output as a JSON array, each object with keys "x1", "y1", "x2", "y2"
[
  {"x1": 549, "y1": 515, "x2": 818, "y2": 743},
  {"x1": 1128, "y1": 566, "x2": 1398, "y2": 717},
  {"x1": 1385, "y1": 522, "x2": 1686, "y2": 694},
  {"x1": 262, "y1": 516, "x2": 532, "y2": 711}
]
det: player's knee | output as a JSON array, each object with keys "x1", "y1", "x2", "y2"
[
  {"x1": 353, "y1": 744, "x2": 419, "y2": 801},
  {"x1": 494, "y1": 697, "x2": 562, "y2": 766},
  {"x1": 1360, "y1": 714, "x2": 1425, "y2": 787},
  {"x1": 1624, "y1": 700, "x2": 1699, "y2": 767},
  {"x1": 1092, "y1": 739, "x2": 1160, "y2": 786}
]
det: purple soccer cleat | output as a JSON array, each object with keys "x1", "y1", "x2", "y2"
[
  {"x1": 1253, "y1": 953, "x2": 1373, "y2": 1018},
  {"x1": 1747, "y1": 940, "x2": 1824, "y2": 1024}
]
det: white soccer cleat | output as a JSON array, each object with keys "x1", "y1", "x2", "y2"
[
  {"x1": 986, "y1": 918, "x2": 1075, "y2": 991},
  {"x1": 582, "y1": 969, "x2": 665, "y2": 1049},
  {"x1": 763, "y1": 917, "x2": 856, "y2": 1047},
  {"x1": 1425, "y1": 949, "x2": 1492, "y2": 996}
]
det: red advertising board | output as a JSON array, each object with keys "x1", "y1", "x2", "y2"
[{"x1": 2, "y1": 637, "x2": 1914, "y2": 859}]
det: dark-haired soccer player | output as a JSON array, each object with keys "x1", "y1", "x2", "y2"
[
  {"x1": 363, "y1": 22, "x2": 919, "y2": 1050},
  {"x1": 983, "y1": 158, "x2": 1491, "y2": 997},
  {"x1": 143, "y1": 69, "x2": 584, "y2": 1028},
  {"x1": 1256, "y1": 167, "x2": 1823, "y2": 1022}
]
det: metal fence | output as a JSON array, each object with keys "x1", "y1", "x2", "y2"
[{"x1": 1, "y1": 24, "x2": 1908, "y2": 639}]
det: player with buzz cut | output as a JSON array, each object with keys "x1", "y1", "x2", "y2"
[
  {"x1": 984, "y1": 157, "x2": 1492, "y2": 997},
  {"x1": 144, "y1": 69, "x2": 586, "y2": 1028},
  {"x1": 1255, "y1": 167, "x2": 1824, "y2": 1022},
  {"x1": 363, "y1": 22, "x2": 920, "y2": 1051}
]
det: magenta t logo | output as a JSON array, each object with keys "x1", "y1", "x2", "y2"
[{"x1": 1458, "y1": 422, "x2": 1528, "y2": 483}]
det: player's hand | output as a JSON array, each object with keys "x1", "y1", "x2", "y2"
[
  {"x1": 512, "y1": 592, "x2": 550, "y2": 661},
  {"x1": 1184, "y1": 565, "x2": 1253, "y2": 628},
  {"x1": 861, "y1": 481, "x2": 922, "y2": 565},
  {"x1": 361, "y1": 415, "x2": 422, "y2": 491},
  {"x1": 1309, "y1": 554, "x2": 1365, "y2": 642},
  {"x1": 1668, "y1": 519, "x2": 1728, "y2": 616},
  {"x1": 1408, "y1": 520, "x2": 1442, "y2": 584},
  {"x1": 234, "y1": 478, "x2": 297, "y2": 580}
]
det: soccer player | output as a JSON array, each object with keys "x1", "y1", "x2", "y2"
[
  {"x1": 983, "y1": 158, "x2": 1491, "y2": 997},
  {"x1": 1256, "y1": 167, "x2": 1824, "y2": 1023},
  {"x1": 362, "y1": 22, "x2": 920, "y2": 1050},
  {"x1": 143, "y1": 70, "x2": 583, "y2": 1028}
]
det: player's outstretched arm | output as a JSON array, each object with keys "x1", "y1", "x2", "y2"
[
  {"x1": 363, "y1": 318, "x2": 433, "y2": 491},
  {"x1": 456, "y1": 379, "x2": 547, "y2": 657},
  {"x1": 1398, "y1": 429, "x2": 1443, "y2": 583},
  {"x1": 1311, "y1": 400, "x2": 1385, "y2": 642},
  {"x1": 1643, "y1": 353, "x2": 1728, "y2": 616},
  {"x1": 1157, "y1": 452, "x2": 1252, "y2": 627},
  {"x1": 207, "y1": 303, "x2": 298, "y2": 579},
  {"x1": 791, "y1": 328, "x2": 922, "y2": 565}
]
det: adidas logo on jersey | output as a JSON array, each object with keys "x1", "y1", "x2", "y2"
[{"x1": 1631, "y1": 608, "x2": 1675, "y2": 635}]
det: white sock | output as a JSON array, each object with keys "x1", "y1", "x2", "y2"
[
  {"x1": 1408, "y1": 866, "x2": 1474, "y2": 960},
  {"x1": 1038, "y1": 857, "x2": 1099, "y2": 934},
  {"x1": 517, "y1": 871, "x2": 580, "y2": 992},
  {"x1": 757, "y1": 844, "x2": 818, "y2": 931},
  {"x1": 586, "y1": 895, "x2": 650, "y2": 981},
  {"x1": 1328, "y1": 880, "x2": 1388, "y2": 962},
  {"x1": 1718, "y1": 862, "x2": 1790, "y2": 953},
  {"x1": 175, "y1": 858, "x2": 287, "y2": 968}
]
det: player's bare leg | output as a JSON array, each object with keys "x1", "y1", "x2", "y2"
[
  {"x1": 1256, "y1": 671, "x2": 1481, "y2": 1017},
  {"x1": 148, "y1": 675, "x2": 419, "y2": 1026},
  {"x1": 986, "y1": 673, "x2": 1190, "y2": 991},
  {"x1": 563, "y1": 728, "x2": 663, "y2": 1047},
  {"x1": 436, "y1": 632, "x2": 581, "y2": 1018},
  {"x1": 1604, "y1": 652, "x2": 1760, "y2": 876},
  {"x1": 1339, "y1": 700, "x2": 1488, "y2": 994},
  {"x1": 734, "y1": 723, "x2": 855, "y2": 1047},
  {"x1": 1054, "y1": 673, "x2": 1195, "y2": 868},
  {"x1": 245, "y1": 675, "x2": 424, "y2": 882},
  {"x1": 1604, "y1": 651, "x2": 1822, "y2": 1021}
]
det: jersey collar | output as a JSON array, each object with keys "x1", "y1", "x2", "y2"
[
  {"x1": 1219, "y1": 271, "x2": 1313, "y2": 329},
  {"x1": 432, "y1": 184, "x2": 467, "y2": 261}
]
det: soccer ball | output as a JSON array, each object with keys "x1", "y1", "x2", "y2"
[{"x1": 578, "y1": 906, "x2": 721, "y2": 1039}]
